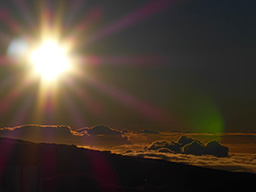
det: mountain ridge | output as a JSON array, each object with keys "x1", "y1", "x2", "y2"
[{"x1": 0, "y1": 137, "x2": 255, "y2": 192}]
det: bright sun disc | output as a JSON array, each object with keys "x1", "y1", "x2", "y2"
[{"x1": 30, "y1": 40, "x2": 70, "y2": 81}]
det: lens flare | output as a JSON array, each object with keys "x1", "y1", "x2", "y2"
[
  {"x1": 30, "y1": 40, "x2": 70, "y2": 81},
  {"x1": 0, "y1": 0, "x2": 177, "y2": 130}
]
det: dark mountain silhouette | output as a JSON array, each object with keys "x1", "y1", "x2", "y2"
[{"x1": 0, "y1": 137, "x2": 255, "y2": 192}]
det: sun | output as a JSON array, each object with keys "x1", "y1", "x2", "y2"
[{"x1": 30, "y1": 39, "x2": 70, "y2": 81}]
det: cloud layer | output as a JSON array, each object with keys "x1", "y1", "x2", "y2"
[
  {"x1": 77, "y1": 125, "x2": 123, "y2": 136},
  {"x1": 127, "y1": 151, "x2": 256, "y2": 174},
  {"x1": 145, "y1": 136, "x2": 229, "y2": 157},
  {"x1": 117, "y1": 135, "x2": 256, "y2": 174},
  {"x1": 0, "y1": 124, "x2": 129, "y2": 148},
  {"x1": 0, "y1": 124, "x2": 256, "y2": 174}
]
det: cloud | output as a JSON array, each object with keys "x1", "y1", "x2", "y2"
[
  {"x1": 1, "y1": 125, "x2": 255, "y2": 174},
  {"x1": 144, "y1": 136, "x2": 229, "y2": 157},
  {"x1": 125, "y1": 151, "x2": 256, "y2": 174},
  {"x1": 183, "y1": 140, "x2": 229, "y2": 157},
  {"x1": 0, "y1": 124, "x2": 129, "y2": 148},
  {"x1": 157, "y1": 148, "x2": 174, "y2": 153},
  {"x1": 182, "y1": 140, "x2": 206, "y2": 155},
  {"x1": 205, "y1": 140, "x2": 229, "y2": 157},
  {"x1": 0, "y1": 124, "x2": 79, "y2": 143},
  {"x1": 146, "y1": 140, "x2": 181, "y2": 153},
  {"x1": 132, "y1": 129, "x2": 159, "y2": 134},
  {"x1": 177, "y1": 136, "x2": 195, "y2": 146},
  {"x1": 112, "y1": 133, "x2": 255, "y2": 174},
  {"x1": 111, "y1": 133, "x2": 256, "y2": 174},
  {"x1": 77, "y1": 125, "x2": 122, "y2": 136}
]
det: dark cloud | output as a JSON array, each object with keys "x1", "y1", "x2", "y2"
[
  {"x1": 146, "y1": 140, "x2": 181, "y2": 153},
  {"x1": 0, "y1": 124, "x2": 79, "y2": 143},
  {"x1": 177, "y1": 136, "x2": 195, "y2": 146},
  {"x1": 122, "y1": 129, "x2": 159, "y2": 135},
  {"x1": 157, "y1": 148, "x2": 174, "y2": 153},
  {"x1": 0, "y1": 124, "x2": 129, "y2": 147},
  {"x1": 133, "y1": 129, "x2": 159, "y2": 134},
  {"x1": 77, "y1": 125, "x2": 122, "y2": 136},
  {"x1": 115, "y1": 134, "x2": 255, "y2": 174},
  {"x1": 124, "y1": 150, "x2": 133, "y2": 154},
  {"x1": 183, "y1": 140, "x2": 229, "y2": 157},
  {"x1": 183, "y1": 140, "x2": 207, "y2": 156},
  {"x1": 205, "y1": 140, "x2": 229, "y2": 157},
  {"x1": 144, "y1": 136, "x2": 229, "y2": 157}
]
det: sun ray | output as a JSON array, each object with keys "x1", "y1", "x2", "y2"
[
  {"x1": 52, "y1": 0, "x2": 67, "y2": 38},
  {"x1": 64, "y1": 78, "x2": 105, "y2": 118},
  {"x1": 62, "y1": 91, "x2": 87, "y2": 129},
  {"x1": 0, "y1": 76, "x2": 15, "y2": 91},
  {"x1": 0, "y1": 56, "x2": 16, "y2": 66},
  {"x1": 0, "y1": 139, "x2": 17, "y2": 178},
  {"x1": 0, "y1": 0, "x2": 178, "y2": 131},
  {"x1": 64, "y1": 0, "x2": 85, "y2": 26},
  {"x1": 0, "y1": 30, "x2": 12, "y2": 44},
  {"x1": 38, "y1": 0, "x2": 56, "y2": 38},
  {"x1": 11, "y1": 91, "x2": 34, "y2": 126},
  {"x1": 0, "y1": 76, "x2": 35, "y2": 115},
  {"x1": 0, "y1": 7, "x2": 21, "y2": 32},
  {"x1": 81, "y1": 75, "x2": 177, "y2": 128},
  {"x1": 83, "y1": 55, "x2": 171, "y2": 67},
  {"x1": 32, "y1": 80, "x2": 59, "y2": 125},
  {"x1": 0, "y1": 3, "x2": 29, "y2": 43},
  {"x1": 63, "y1": 7, "x2": 102, "y2": 44},
  {"x1": 86, "y1": 0, "x2": 175, "y2": 45},
  {"x1": 13, "y1": 0, "x2": 35, "y2": 28},
  {"x1": 41, "y1": 143, "x2": 57, "y2": 180}
]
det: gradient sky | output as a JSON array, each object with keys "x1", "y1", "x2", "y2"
[{"x1": 0, "y1": 0, "x2": 255, "y2": 133}]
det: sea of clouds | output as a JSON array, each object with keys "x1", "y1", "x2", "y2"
[{"x1": 0, "y1": 124, "x2": 256, "y2": 174}]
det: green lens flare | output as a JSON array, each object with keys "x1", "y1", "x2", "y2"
[
  {"x1": 172, "y1": 87, "x2": 224, "y2": 134},
  {"x1": 187, "y1": 97, "x2": 224, "y2": 133}
]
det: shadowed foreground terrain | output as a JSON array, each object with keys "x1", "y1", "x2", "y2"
[{"x1": 0, "y1": 138, "x2": 255, "y2": 192}]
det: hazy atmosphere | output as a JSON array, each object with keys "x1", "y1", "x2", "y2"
[
  {"x1": 0, "y1": 0, "x2": 255, "y2": 132},
  {"x1": 0, "y1": 0, "x2": 255, "y2": 191}
]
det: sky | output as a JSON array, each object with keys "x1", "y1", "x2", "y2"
[{"x1": 0, "y1": 0, "x2": 255, "y2": 133}]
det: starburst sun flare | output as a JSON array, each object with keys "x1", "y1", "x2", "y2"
[
  {"x1": 0, "y1": 0, "x2": 177, "y2": 130},
  {"x1": 30, "y1": 39, "x2": 71, "y2": 81}
]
